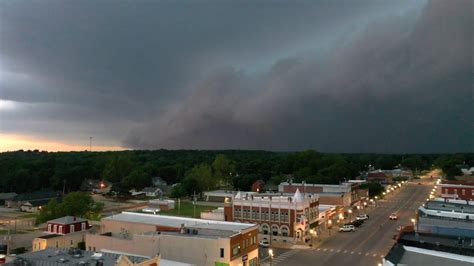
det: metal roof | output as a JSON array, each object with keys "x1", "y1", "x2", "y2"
[{"x1": 103, "y1": 212, "x2": 256, "y2": 233}]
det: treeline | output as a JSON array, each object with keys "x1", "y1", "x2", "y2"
[{"x1": 0, "y1": 149, "x2": 472, "y2": 195}]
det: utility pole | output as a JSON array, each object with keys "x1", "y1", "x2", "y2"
[{"x1": 193, "y1": 191, "x2": 197, "y2": 218}]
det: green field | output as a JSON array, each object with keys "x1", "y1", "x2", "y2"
[{"x1": 158, "y1": 202, "x2": 218, "y2": 218}]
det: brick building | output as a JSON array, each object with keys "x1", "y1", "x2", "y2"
[
  {"x1": 439, "y1": 183, "x2": 474, "y2": 201},
  {"x1": 223, "y1": 189, "x2": 319, "y2": 244}
]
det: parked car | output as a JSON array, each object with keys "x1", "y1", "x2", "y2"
[
  {"x1": 349, "y1": 220, "x2": 364, "y2": 227},
  {"x1": 356, "y1": 214, "x2": 369, "y2": 220},
  {"x1": 259, "y1": 239, "x2": 270, "y2": 247},
  {"x1": 339, "y1": 225, "x2": 356, "y2": 232},
  {"x1": 389, "y1": 213, "x2": 398, "y2": 220}
]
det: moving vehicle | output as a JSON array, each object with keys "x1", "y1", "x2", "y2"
[
  {"x1": 356, "y1": 214, "x2": 369, "y2": 220},
  {"x1": 338, "y1": 225, "x2": 356, "y2": 232},
  {"x1": 259, "y1": 239, "x2": 270, "y2": 247},
  {"x1": 389, "y1": 213, "x2": 398, "y2": 220}
]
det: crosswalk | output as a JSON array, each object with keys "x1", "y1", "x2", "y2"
[
  {"x1": 261, "y1": 249, "x2": 300, "y2": 266},
  {"x1": 315, "y1": 247, "x2": 385, "y2": 258}
]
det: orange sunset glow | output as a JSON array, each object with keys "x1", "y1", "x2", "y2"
[{"x1": 0, "y1": 133, "x2": 125, "y2": 152}]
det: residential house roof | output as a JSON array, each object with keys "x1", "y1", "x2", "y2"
[
  {"x1": 15, "y1": 190, "x2": 59, "y2": 201},
  {"x1": 0, "y1": 193, "x2": 17, "y2": 200},
  {"x1": 48, "y1": 216, "x2": 88, "y2": 225},
  {"x1": 141, "y1": 187, "x2": 162, "y2": 193}
]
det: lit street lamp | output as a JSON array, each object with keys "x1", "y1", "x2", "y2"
[{"x1": 269, "y1": 249, "x2": 274, "y2": 266}]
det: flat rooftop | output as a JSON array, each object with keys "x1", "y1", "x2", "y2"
[
  {"x1": 399, "y1": 232, "x2": 474, "y2": 255},
  {"x1": 427, "y1": 200, "x2": 474, "y2": 214},
  {"x1": 14, "y1": 248, "x2": 150, "y2": 266},
  {"x1": 103, "y1": 212, "x2": 257, "y2": 233},
  {"x1": 48, "y1": 216, "x2": 87, "y2": 225}
]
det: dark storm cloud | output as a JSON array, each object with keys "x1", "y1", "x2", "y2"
[{"x1": 1, "y1": 0, "x2": 471, "y2": 152}]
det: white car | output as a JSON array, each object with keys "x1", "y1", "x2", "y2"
[
  {"x1": 338, "y1": 225, "x2": 356, "y2": 232},
  {"x1": 389, "y1": 213, "x2": 398, "y2": 220},
  {"x1": 356, "y1": 214, "x2": 369, "y2": 220},
  {"x1": 259, "y1": 239, "x2": 270, "y2": 247}
]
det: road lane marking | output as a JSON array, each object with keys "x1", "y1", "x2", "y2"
[
  {"x1": 358, "y1": 252, "x2": 362, "y2": 255},
  {"x1": 330, "y1": 249, "x2": 334, "y2": 252},
  {"x1": 351, "y1": 251, "x2": 354, "y2": 254},
  {"x1": 317, "y1": 248, "x2": 321, "y2": 251},
  {"x1": 337, "y1": 250, "x2": 341, "y2": 253},
  {"x1": 343, "y1": 250, "x2": 347, "y2": 253},
  {"x1": 373, "y1": 254, "x2": 377, "y2": 257},
  {"x1": 365, "y1": 253, "x2": 369, "y2": 256},
  {"x1": 323, "y1": 248, "x2": 327, "y2": 252}
]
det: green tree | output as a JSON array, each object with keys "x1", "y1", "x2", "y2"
[
  {"x1": 212, "y1": 154, "x2": 236, "y2": 187},
  {"x1": 122, "y1": 169, "x2": 151, "y2": 190},
  {"x1": 187, "y1": 163, "x2": 214, "y2": 192},
  {"x1": 36, "y1": 192, "x2": 104, "y2": 224}
]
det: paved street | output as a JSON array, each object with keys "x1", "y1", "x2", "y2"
[{"x1": 262, "y1": 182, "x2": 433, "y2": 266}]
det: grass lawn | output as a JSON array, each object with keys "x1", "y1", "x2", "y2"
[
  {"x1": 158, "y1": 202, "x2": 218, "y2": 218},
  {"x1": 19, "y1": 213, "x2": 38, "y2": 219}
]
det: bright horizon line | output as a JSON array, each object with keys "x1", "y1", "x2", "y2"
[{"x1": 0, "y1": 133, "x2": 125, "y2": 152}]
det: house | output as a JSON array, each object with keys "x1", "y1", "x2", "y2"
[
  {"x1": 149, "y1": 199, "x2": 175, "y2": 210},
  {"x1": 6, "y1": 190, "x2": 60, "y2": 210},
  {"x1": 33, "y1": 216, "x2": 91, "y2": 252},
  {"x1": 20, "y1": 199, "x2": 51, "y2": 213},
  {"x1": 141, "y1": 187, "x2": 162, "y2": 198}
]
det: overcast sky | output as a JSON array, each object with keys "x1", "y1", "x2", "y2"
[{"x1": 0, "y1": 0, "x2": 472, "y2": 153}]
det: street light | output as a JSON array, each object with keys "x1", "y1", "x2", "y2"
[{"x1": 269, "y1": 249, "x2": 274, "y2": 266}]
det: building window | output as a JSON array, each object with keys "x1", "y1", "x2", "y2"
[
  {"x1": 253, "y1": 235, "x2": 257, "y2": 244},
  {"x1": 444, "y1": 188, "x2": 448, "y2": 194},
  {"x1": 220, "y1": 248, "x2": 224, "y2": 258},
  {"x1": 53, "y1": 225, "x2": 57, "y2": 233},
  {"x1": 48, "y1": 224, "x2": 52, "y2": 232},
  {"x1": 261, "y1": 224, "x2": 269, "y2": 234},
  {"x1": 82, "y1": 222, "x2": 86, "y2": 231},
  {"x1": 462, "y1": 189, "x2": 466, "y2": 195},
  {"x1": 232, "y1": 244, "x2": 240, "y2": 257},
  {"x1": 271, "y1": 225, "x2": 279, "y2": 236},
  {"x1": 281, "y1": 226, "x2": 289, "y2": 237},
  {"x1": 59, "y1": 226, "x2": 63, "y2": 234},
  {"x1": 70, "y1": 224, "x2": 75, "y2": 233}
]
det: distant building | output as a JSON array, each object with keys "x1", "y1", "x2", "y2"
[
  {"x1": 149, "y1": 199, "x2": 175, "y2": 210},
  {"x1": 278, "y1": 182, "x2": 367, "y2": 208},
  {"x1": 11, "y1": 248, "x2": 182, "y2": 266},
  {"x1": 87, "y1": 212, "x2": 259, "y2": 266},
  {"x1": 251, "y1": 180, "x2": 265, "y2": 192},
  {"x1": 33, "y1": 216, "x2": 91, "y2": 252},
  {"x1": 141, "y1": 187, "x2": 163, "y2": 198},
  {"x1": 0, "y1": 193, "x2": 17, "y2": 206},
  {"x1": 6, "y1": 189, "x2": 60, "y2": 210},
  {"x1": 203, "y1": 190, "x2": 241, "y2": 203},
  {"x1": 367, "y1": 171, "x2": 392, "y2": 184},
  {"x1": 223, "y1": 189, "x2": 319, "y2": 244},
  {"x1": 438, "y1": 182, "x2": 474, "y2": 201},
  {"x1": 20, "y1": 199, "x2": 51, "y2": 213}
]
